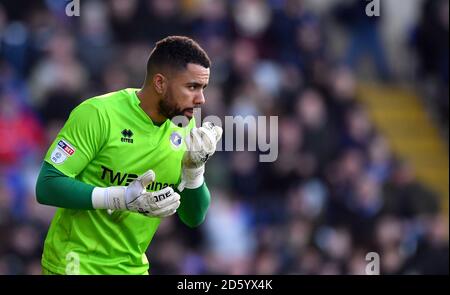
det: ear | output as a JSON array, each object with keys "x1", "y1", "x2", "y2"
[{"x1": 153, "y1": 73, "x2": 167, "y2": 95}]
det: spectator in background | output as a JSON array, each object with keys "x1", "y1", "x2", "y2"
[
  {"x1": 108, "y1": 0, "x2": 141, "y2": 44},
  {"x1": 382, "y1": 160, "x2": 439, "y2": 218},
  {"x1": 140, "y1": 0, "x2": 187, "y2": 42},
  {"x1": 333, "y1": 0, "x2": 391, "y2": 81},
  {"x1": 28, "y1": 29, "x2": 87, "y2": 125},
  {"x1": 296, "y1": 89, "x2": 338, "y2": 174},
  {"x1": 411, "y1": 0, "x2": 449, "y2": 134},
  {"x1": 190, "y1": 0, "x2": 231, "y2": 42},
  {"x1": 0, "y1": 90, "x2": 44, "y2": 219},
  {"x1": 77, "y1": 0, "x2": 114, "y2": 80},
  {"x1": 413, "y1": 0, "x2": 449, "y2": 84}
]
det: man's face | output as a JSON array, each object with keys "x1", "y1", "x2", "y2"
[{"x1": 159, "y1": 63, "x2": 210, "y2": 120}]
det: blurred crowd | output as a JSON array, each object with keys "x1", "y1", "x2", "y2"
[{"x1": 0, "y1": 0, "x2": 448, "y2": 275}]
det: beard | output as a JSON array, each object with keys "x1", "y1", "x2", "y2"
[
  {"x1": 158, "y1": 88, "x2": 194, "y2": 120},
  {"x1": 158, "y1": 89, "x2": 184, "y2": 119}
]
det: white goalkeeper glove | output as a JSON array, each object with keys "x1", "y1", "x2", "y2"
[
  {"x1": 179, "y1": 122, "x2": 223, "y2": 191},
  {"x1": 92, "y1": 169, "x2": 180, "y2": 218}
]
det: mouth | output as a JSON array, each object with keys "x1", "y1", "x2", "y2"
[{"x1": 183, "y1": 108, "x2": 194, "y2": 117}]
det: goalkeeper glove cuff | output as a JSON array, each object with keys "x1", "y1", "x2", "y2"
[
  {"x1": 178, "y1": 165, "x2": 205, "y2": 191},
  {"x1": 92, "y1": 186, "x2": 127, "y2": 210}
]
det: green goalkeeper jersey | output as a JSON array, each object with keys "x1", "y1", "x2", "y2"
[{"x1": 41, "y1": 88, "x2": 195, "y2": 275}]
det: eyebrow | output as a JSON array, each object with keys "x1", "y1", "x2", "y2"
[{"x1": 186, "y1": 82, "x2": 208, "y2": 89}]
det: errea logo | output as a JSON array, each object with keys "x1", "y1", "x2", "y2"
[{"x1": 121, "y1": 129, "x2": 134, "y2": 143}]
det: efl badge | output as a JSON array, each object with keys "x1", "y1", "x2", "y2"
[
  {"x1": 50, "y1": 139, "x2": 75, "y2": 164},
  {"x1": 170, "y1": 131, "x2": 182, "y2": 149}
]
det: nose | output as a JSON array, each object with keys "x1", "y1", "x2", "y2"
[{"x1": 194, "y1": 91, "x2": 206, "y2": 105}]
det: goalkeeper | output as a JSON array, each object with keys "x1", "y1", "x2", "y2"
[{"x1": 35, "y1": 36, "x2": 222, "y2": 275}]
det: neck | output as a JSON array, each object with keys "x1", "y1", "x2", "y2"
[{"x1": 136, "y1": 87, "x2": 167, "y2": 125}]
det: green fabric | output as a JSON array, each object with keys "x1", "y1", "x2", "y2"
[
  {"x1": 177, "y1": 183, "x2": 211, "y2": 228},
  {"x1": 42, "y1": 266, "x2": 59, "y2": 275},
  {"x1": 39, "y1": 88, "x2": 196, "y2": 275},
  {"x1": 36, "y1": 161, "x2": 94, "y2": 209},
  {"x1": 42, "y1": 265, "x2": 149, "y2": 275}
]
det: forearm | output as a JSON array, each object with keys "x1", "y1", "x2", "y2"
[
  {"x1": 177, "y1": 182, "x2": 211, "y2": 228},
  {"x1": 36, "y1": 161, "x2": 95, "y2": 209},
  {"x1": 36, "y1": 162, "x2": 180, "y2": 217}
]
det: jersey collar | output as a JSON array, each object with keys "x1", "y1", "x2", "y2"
[{"x1": 129, "y1": 88, "x2": 170, "y2": 129}]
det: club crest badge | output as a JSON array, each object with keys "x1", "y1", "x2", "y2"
[{"x1": 169, "y1": 132, "x2": 182, "y2": 149}]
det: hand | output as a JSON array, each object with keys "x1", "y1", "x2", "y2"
[
  {"x1": 93, "y1": 170, "x2": 180, "y2": 218},
  {"x1": 183, "y1": 122, "x2": 222, "y2": 169},
  {"x1": 179, "y1": 122, "x2": 222, "y2": 190},
  {"x1": 127, "y1": 186, "x2": 181, "y2": 218}
]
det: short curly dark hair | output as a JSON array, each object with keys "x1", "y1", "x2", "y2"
[{"x1": 146, "y1": 36, "x2": 210, "y2": 78}]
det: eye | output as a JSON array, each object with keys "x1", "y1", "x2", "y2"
[{"x1": 188, "y1": 85, "x2": 196, "y2": 91}]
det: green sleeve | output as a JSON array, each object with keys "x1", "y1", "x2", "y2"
[
  {"x1": 177, "y1": 183, "x2": 211, "y2": 228},
  {"x1": 36, "y1": 161, "x2": 95, "y2": 209}
]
